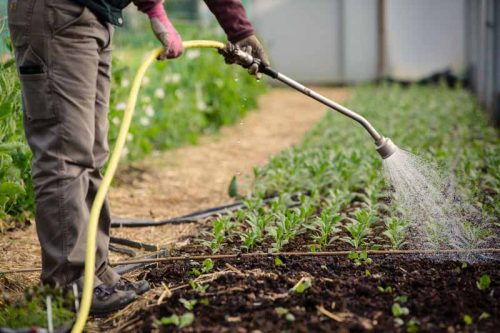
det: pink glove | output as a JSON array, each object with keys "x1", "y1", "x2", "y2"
[{"x1": 147, "y1": 3, "x2": 183, "y2": 60}]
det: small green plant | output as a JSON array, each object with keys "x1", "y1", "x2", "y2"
[
  {"x1": 275, "y1": 307, "x2": 296, "y2": 321},
  {"x1": 274, "y1": 257, "x2": 283, "y2": 267},
  {"x1": 341, "y1": 209, "x2": 376, "y2": 249},
  {"x1": 201, "y1": 215, "x2": 234, "y2": 253},
  {"x1": 383, "y1": 217, "x2": 408, "y2": 249},
  {"x1": 289, "y1": 277, "x2": 312, "y2": 294},
  {"x1": 190, "y1": 258, "x2": 214, "y2": 277},
  {"x1": 267, "y1": 209, "x2": 302, "y2": 252},
  {"x1": 377, "y1": 285, "x2": 393, "y2": 294},
  {"x1": 0, "y1": 285, "x2": 74, "y2": 329},
  {"x1": 476, "y1": 274, "x2": 491, "y2": 291},
  {"x1": 189, "y1": 281, "x2": 209, "y2": 294},
  {"x1": 310, "y1": 209, "x2": 341, "y2": 248},
  {"x1": 348, "y1": 250, "x2": 373, "y2": 265},
  {"x1": 406, "y1": 318, "x2": 420, "y2": 333},
  {"x1": 391, "y1": 302, "x2": 409, "y2": 317},
  {"x1": 239, "y1": 211, "x2": 272, "y2": 250},
  {"x1": 159, "y1": 313, "x2": 194, "y2": 329},
  {"x1": 463, "y1": 314, "x2": 473, "y2": 325},
  {"x1": 179, "y1": 298, "x2": 197, "y2": 311}
]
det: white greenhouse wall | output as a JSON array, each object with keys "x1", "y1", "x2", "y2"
[
  {"x1": 200, "y1": 0, "x2": 467, "y2": 83},
  {"x1": 385, "y1": 0, "x2": 466, "y2": 80}
]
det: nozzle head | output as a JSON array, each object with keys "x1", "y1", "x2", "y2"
[{"x1": 376, "y1": 137, "x2": 398, "y2": 159}]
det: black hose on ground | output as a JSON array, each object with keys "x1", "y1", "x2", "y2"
[
  {"x1": 110, "y1": 236, "x2": 159, "y2": 252},
  {"x1": 110, "y1": 195, "x2": 282, "y2": 228}
]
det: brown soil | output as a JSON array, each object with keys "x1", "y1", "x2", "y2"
[
  {"x1": 102, "y1": 254, "x2": 500, "y2": 333},
  {"x1": 0, "y1": 87, "x2": 348, "y2": 286}
]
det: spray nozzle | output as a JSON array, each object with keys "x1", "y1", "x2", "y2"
[{"x1": 376, "y1": 137, "x2": 398, "y2": 159}]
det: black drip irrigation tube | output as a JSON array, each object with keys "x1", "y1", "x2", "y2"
[{"x1": 110, "y1": 195, "x2": 283, "y2": 228}]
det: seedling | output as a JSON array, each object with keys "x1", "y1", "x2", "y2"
[
  {"x1": 239, "y1": 212, "x2": 272, "y2": 250},
  {"x1": 476, "y1": 274, "x2": 491, "y2": 291},
  {"x1": 463, "y1": 314, "x2": 473, "y2": 325},
  {"x1": 406, "y1": 318, "x2": 420, "y2": 333},
  {"x1": 341, "y1": 209, "x2": 376, "y2": 249},
  {"x1": 275, "y1": 307, "x2": 296, "y2": 321},
  {"x1": 179, "y1": 298, "x2": 197, "y2": 311},
  {"x1": 377, "y1": 285, "x2": 393, "y2": 294},
  {"x1": 274, "y1": 257, "x2": 283, "y2": 267},
  {"x1": 189, "y1": 281, "x2": 209, "y2": 294},
  {"x1": 383, "y1": 217, "x2": 408, "y2": 249},
  {"x1": 479, "y1": 312, "x2": 490, "y2": 321},
  {"x1": 348, "y1": 250, "x2": 373, "y2": 265},
  {"x1": 159, "y1": 313, "x2": 194, "y2": 329},
  {"x1": 201, "y1": 215, "x2": 234, "y2": 253},
  {"x1": 290, "y1": 277, "x2": 312, "y2": 294},
  {"x1": 310, "y1": 209, "x2": 341, "y2": 248},
  {"x1": 393, "y1": 295, "x2": 408, "y2": 304},
  {"x1": 267, "y1": 209, "x2": 302, "y2": 252},
  {"x1": 391, "y1": 303, "x2": 409, "y2": 317},
  {"x1": 190, "y1": 258, "x2": 214, "y2": 277}
]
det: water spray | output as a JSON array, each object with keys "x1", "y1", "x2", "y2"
[{"x1": 225, "y1": 45, "x2": 399, "y2": 159}]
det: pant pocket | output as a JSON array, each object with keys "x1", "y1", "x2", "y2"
[
  {"x1": 20, "y1": 72, "x2": 55, "y2": 121},
  {"x1": 18, "y1": 45, "x2": 55, "y2": 121},
  {"x1": 46, "y1": 0, "x2": 87, "y2": 36}
]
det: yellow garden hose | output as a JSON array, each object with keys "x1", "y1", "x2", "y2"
[{"x1": 71, "y1": 40, "x2": 225, "y2": 333}]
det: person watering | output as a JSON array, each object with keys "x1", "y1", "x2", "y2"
[{"x1": 7, "y1": 0, "x2": 269, "y2": 314}]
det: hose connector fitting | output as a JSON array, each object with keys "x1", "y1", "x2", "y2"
[{"x1": 376, "y1": 137, "x2": 398, "y2": 159}]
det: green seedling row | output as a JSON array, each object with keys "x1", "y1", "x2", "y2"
[{"x1": 201, "y1": 84, "x2": 499, "y2": 254}]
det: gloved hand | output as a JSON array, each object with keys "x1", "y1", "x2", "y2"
[
  {"x1": 223, "y1": 35, "x2": 270, "y2": 79},
  {"x1": 147, "y1": 2, "x2": 183, "y2": 60}
]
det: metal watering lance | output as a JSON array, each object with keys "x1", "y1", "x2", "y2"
[{"x1": 223, "y1": 44, "x2": 399, "y2": 159}]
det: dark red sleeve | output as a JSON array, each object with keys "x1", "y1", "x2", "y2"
[
  {"x1": 203, "y1": 0, "x2": 255, "y2": 42},
  {"x1": 133, "y1": 0, "x2": 162, "y2": 13}
]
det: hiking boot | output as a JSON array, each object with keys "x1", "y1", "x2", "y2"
[
  {"x1": 114, "y1": 278, "x2": 150, "y2": 295},
  {"x1": 90, "y1": 284, "x2": 136, "y2": 315}
]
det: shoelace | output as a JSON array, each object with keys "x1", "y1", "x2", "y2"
[
  {"x1": 116, "y1": 278, "x2": 134, "y2": 289},
  {"x1": 94, "y1": 284, "x2": 115, "y2": 298}
]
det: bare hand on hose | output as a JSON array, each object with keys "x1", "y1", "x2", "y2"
[
  {"x1": 147, "y1": 3, "x2": 183, "y2": 60},
  {"x1": 222, "y1": 35, "x2": 270, "y2": 79}
]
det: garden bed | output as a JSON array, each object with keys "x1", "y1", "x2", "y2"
[{"x1": 124, "y1": 254, "x2": 499, "y2": 332}]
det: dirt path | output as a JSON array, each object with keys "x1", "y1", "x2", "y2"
[
  {"x1": 0, "y1": 87, "x2": 348, "y2": 284},
  {"x1": 109, "y1": 87, "x2": 349, "y2": 246}
]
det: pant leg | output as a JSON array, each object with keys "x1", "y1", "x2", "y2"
[
  {"x1": 8, "y1": 0, "x2": 113, "y2": 287},
  {"x1": 90, "y1": 27, "x2": 121, "y2": 286}
]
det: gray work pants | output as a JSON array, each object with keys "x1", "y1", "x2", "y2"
[{"x1": 8, "y1": 0, "x2": 120, "y2": 287}]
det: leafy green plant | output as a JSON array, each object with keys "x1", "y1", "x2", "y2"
[
  {"x1": 239, "y1": 211, "x2": 272, "y2": 250},
  {"x1": 391, "y1": 302, "x2": 409, "y2": 317},
  {"x1": 191, "y1": 258, "x2": 214, "y2": 277},
  {"x1": 476, "y1": 274, "x2": 491, "y2": 291},
  {"x1": 0, "y1": 285, "x2": 74, "y2": 329},
  {"x1": 348, "y1": 250, "x2": 373, "y2": 265},
  {"x1": 341, "y1": 209, "x2": 376, "y2": 249},
  {"x1": 179, "y1": 298, "x2": 197, "y2": 311},
  {"x1": 383, "y1": 217, "x2": 408, "y2": 249},
  {"x1": 289, "y1": 277, "x2": 312, "y2": 294},
  {"x1": 267, "y1": 209, "x2": 303, "y2": 252},
  {"x1": 310, "y1": 209, "x2": 341, "y2": 248},
  {"x1": 158, "y1": 312, "x2": 194, "y2": 329},
  {"x1": 463, "y1": 314, "x2": 473, "y2": 325},
  {"x1": 201, "y1": 215, "x2": 234, "y2": 253}
]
